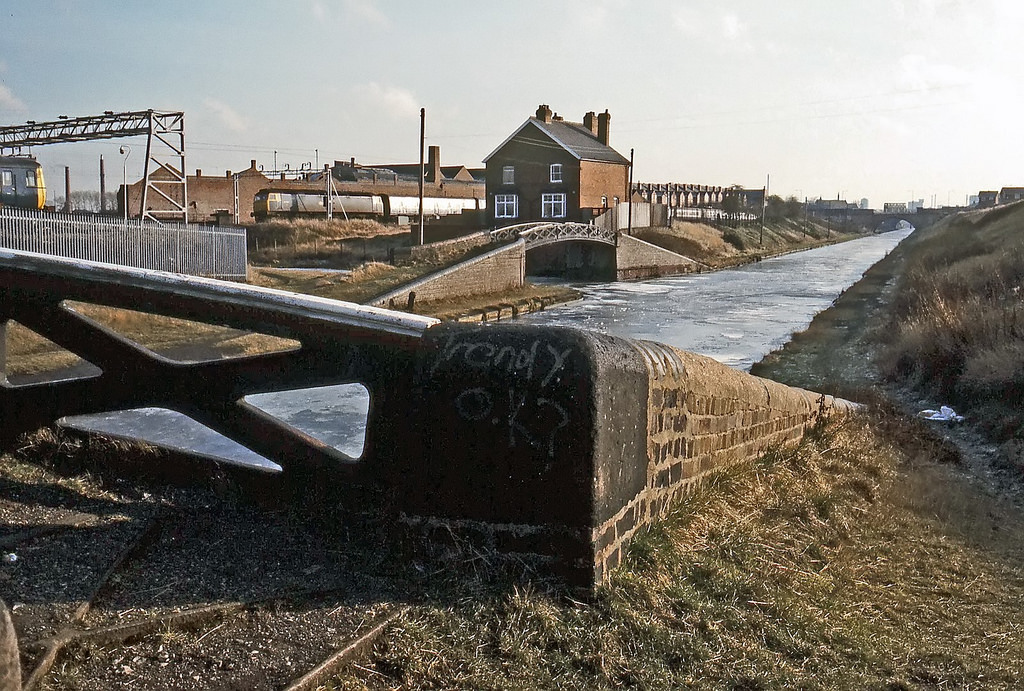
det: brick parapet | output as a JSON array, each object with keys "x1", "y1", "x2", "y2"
[
  {"x1": 591, "y1": 340, "x2": 854, "y2": 580},
  {"x1": 615, "y1": 233, "x2": 702, "y2": 280},
  {"x1": 384, "y1": 322, "x2": 856, "y2": 588},
  {"x1": 371, "y1": 239, "x2": 525, "y2": 308}
]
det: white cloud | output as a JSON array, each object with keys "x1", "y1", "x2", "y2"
[
  {"x1": 352, "y1": 82, "x2": 420, "y2": 120},
  {"x1": 203, "y1": 97, "x2": 248, "y2": 133},
  {"x1": 721, "y1": 12, "x2": 746, "y2": 41},
  {"x1": 0, "y1": 84, "x2": 26, "y2": 112},
  {"x1": 343, "y1": 0, "x2": 389, "y2": 27}
]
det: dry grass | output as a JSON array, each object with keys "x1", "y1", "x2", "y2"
[
  {"x1": 331, "y1": 414, "x2": 1024, "y2": 689},
  {"x1": 4, "y1": 303, "x2": 298, "y2": 378},
  {"x1": 637, "y1": 218, "x2": 857, "y2": 269},
  {"x1": 877, "y1": 202, "x2": 1024, "y2": 439}
]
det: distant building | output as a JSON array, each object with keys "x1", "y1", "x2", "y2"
[
  {"x1": 483, "y1": 104, "x2": 630, "y2": 226},
  {"x1": 121, "y1": 147, "x2": 485, "y2": 225},
  {"x1": 859, "y1": 198, "x2": 870, "y2": 210},
  {"x1": 883, "y1": 202, "x2": 908, "y2": 213},
  {"x1": 998, "y1": 187, "x2": 1024, "y2": 205},
  {"x1": 122, "y1": 159, "x2": 271, "y2": 224},
  {"x1": 634, "y1": 182, "x2": 726, "y2": 209}
]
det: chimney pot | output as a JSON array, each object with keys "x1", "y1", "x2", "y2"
[
  {"x1": 250, "y1": 159, "x2": 257, "y2": 168},
  {"x1": 225, "y1": 170, "x2": 232, "y2": 178},
  {"x1": 195, "y1": 169, "x2": 202, "y2": 177},
  {"x1": 536, "y1": 104, "x2": 553, "y2": 123}
]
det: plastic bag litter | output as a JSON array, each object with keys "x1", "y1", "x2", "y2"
[{"x1": 918, "y1": 405, "x2": 964, "y2": 423}]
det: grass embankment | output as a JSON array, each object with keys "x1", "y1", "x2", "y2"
[
  {"x1": 637, "y1": 217, "x2": 858, "y2": 269},
  {"x1": 330, "y1": 412, "x2": 1024, "y2": 689},
  {"x1": 875, "y1": 202, "x2": 1024, "y2": 444}
]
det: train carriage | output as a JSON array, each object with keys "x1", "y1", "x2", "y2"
[{"x1": 0, "y1": 156, "x2": 46, "y2": 210}]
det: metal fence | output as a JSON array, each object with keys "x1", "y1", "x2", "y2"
[{"x1": 0, "y1": 207, "x2": 247, "y2": 279}]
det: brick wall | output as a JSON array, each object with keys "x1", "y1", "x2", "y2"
[
  {"x1": 371, "y1": 240, "x2": 525, "y2": 307},
  {"x1": 615, "y1": 232, "x2": 701, "y2": 280},
  {"x1": 589, "y1": 341, "x2": 856, "y2": 582},
  {"x1": 385, "y1": 322, "x2": 855, "y2": 588},
  {"x1": 579, "y1": 160, "x2": 628, "y2": 211}
]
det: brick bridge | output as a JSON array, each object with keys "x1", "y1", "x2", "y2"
[{"x1": 1, "y1": 249, "x2": 855, "y2": 588}]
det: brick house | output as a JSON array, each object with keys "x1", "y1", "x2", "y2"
[{"x1": 483, "y1": 105, "x2": 630, "y2": 227}]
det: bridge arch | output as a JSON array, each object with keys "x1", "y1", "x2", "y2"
[{"x1": 491, "y1": 222, "x2": 618, "y2": 280}]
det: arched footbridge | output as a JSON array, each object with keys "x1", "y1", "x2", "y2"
[{"x1": 490, "y1": 221, "x2": 619, "y2": 248}]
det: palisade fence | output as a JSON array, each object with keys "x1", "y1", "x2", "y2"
[{"x1": 0, "y1": 208, "x2": 247, "y2": 279}]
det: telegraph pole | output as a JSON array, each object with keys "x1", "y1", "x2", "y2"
[
  {"x1": 418, "y1": 107, "x2": 426, "y2": 246},
  {"x1": 760, "y1": 173, "x2": 769, "y2": 247},
  {"x1": 627, "y1": 147, "x2": 634, "y2": 236}
]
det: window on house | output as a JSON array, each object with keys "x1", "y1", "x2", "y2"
[
  {"x1": 542, "y1": 193, "x2": 567, "y2": 218},
  {"x1": 494, "y1": 194, "x2": 518, "y2": 218},
  {"x1": 550, "y1": 163, "x2": 562, "y2": 183},
  {"x1": 601, "y1": 195, "x2": 608, "y2": 208},
  {"x1": 502, "y1": 166, "x2": 515, "y2": 185}
]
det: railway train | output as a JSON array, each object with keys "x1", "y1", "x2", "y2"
[
  {"x1": 253, "y1": 188, "x2": 483, "y2": 222},
  {"x1": 0, "y1": 155, "x2": 46, "y2": 210}
]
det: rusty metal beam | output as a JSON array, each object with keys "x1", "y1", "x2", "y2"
[{"x1": 0, "y1": 249, "x2": 438, "y2": 481}]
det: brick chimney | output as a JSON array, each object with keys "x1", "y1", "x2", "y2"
[
  {"x1": 195, "y1": 169, "x2": 202, "y2": 178},
  {"x1": 552, "y1": 112, "x2": 563, "y2": 121},
  {"x1": 597, "y1": 110, "x2": 611, "y2": 145},
  {"x1": 536, "y1": 104, "x2": 553, "y2": 123},
  {"x1": 250, "y1": 159, "x2": 257, "y2": 170},
  {"x1": 583, "y1": 111, "x2": 598, "y2": 136},
  {"x1": 427, "y1": 145, "x2": 441, "y2": 184}
]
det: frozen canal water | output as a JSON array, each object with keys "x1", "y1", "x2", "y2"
[
  {"x1": 522, "y1": 229, "x2": 912, "y2": 371},
  {"x1": 61, "y1": 230, "x2": 910, "y2": 469}
]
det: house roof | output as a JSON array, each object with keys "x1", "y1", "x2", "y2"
[{"x1": 483, "y1": 118, "x2": 630, "y2": 165}]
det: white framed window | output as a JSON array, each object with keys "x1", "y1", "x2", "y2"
[
  {"x1": 494, "y1": 194, "x2": 518, "y2": 218},
  {"x1": 601, "y1": 195, "x2": 608, "y2": 208},
  {"x1": 549, "y1": 163, "x2": 563, "y2": 183},
  {"x1": 542, "y1": 192, "x2": 567, "y2": 218},
  {"x1": 502, "y1": 165, "x2": 515, "y2": 185}
]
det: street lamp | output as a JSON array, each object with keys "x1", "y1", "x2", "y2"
[{"x1": 119, "y1": 145, "x2": 131, "y2": 221}]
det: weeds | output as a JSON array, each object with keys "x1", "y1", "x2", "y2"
[
  {"x1": 878, "y1": 201, "x2": 1024, "y2": 438},
  {"x1": 332, "y1": 414, "x2": 1024, "y2": 689}
]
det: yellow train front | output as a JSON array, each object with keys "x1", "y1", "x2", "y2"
[{"x1": 0, "y1": 156, "x2": 46, "y2": 210}]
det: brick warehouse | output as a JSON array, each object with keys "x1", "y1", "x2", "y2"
[{"x1": 483, "y1": 105, "x2": 631, "y2": 227}]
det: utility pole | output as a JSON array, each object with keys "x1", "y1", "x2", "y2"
[
  {"x1": 760, "y1": 173, "x2": 769, "y2": 247},
  {"x1": 627, "y1": 147, "x2": 634, "y2": 236},
  {"x1": 418, "y1": 107, "x2": 425, "y2": 246}
]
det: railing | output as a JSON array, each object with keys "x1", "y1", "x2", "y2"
[
  {"x1": 490, "y1": 221, "x2": 618, "y2": 248},
  {"x1": 0, "y1": 207, "x2": 246, "y2": 279}
]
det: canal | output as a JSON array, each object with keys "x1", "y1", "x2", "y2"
[{"x1": 522, "y1": 229, "x2": 912, "y2": 371}]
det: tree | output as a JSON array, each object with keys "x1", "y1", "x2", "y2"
[{"x1": 51, "y1": 190, "x2": 119, "y2": 213}]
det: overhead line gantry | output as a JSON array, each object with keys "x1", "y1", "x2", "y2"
[{"x1": 0, "y1": 109, "x2": 188, "y2": 223}]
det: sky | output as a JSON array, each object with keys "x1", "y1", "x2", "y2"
[{"x1": 2, "y1": 0, "x2": 1022, "y2": 209}]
